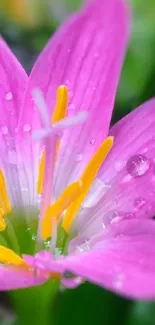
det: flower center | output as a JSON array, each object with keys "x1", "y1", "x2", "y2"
[
  {"x1": 0, "y1": 85, "x2": 113, "y2": 268},
  {"x1": 34, "y1": 85, "x2": 113, "y2": 249}
]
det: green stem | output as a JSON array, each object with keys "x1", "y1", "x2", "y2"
[{"x1": 9, "y1": 280, "x2": 59, "y2": 325}]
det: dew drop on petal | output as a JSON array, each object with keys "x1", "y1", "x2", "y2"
[
  {"x1": 5, "y1": 92, "x2": 13, "y2": 101},
  {"x1": 103, "y1": 210, "x2": 118, "y2": 226},
  {"x1": 113, "y1": 273, "x2": 125, "y2": 290},
  {"x1": 68, "y1": 236, "x2": 90, "y2": 254},
  {"x1": 1, "y1": 126, "x2": 8, "y2": 135},
  {"x1": 68, "y1": 104, "x2": 75, "y2": 111},
  {"x1": 23, "y1": 124, "x2": 31, "y2": 132},
  {"x1": 90, "y1": 138, "x2": 95, "y2": 145},
  {"x1": 134, "y1": 197, "x2": 146, "y2": 209},
  {"x1": 126, "y1": 154, "x2": 150, "y2": 177}
]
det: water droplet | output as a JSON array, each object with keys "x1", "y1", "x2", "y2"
[
  {"x1": 75, "y1": 153, "x2": 83, "y2": 162},
  {"x1": 5, "y1": 92, "x2": 13, "y2": 101},
  {"x1": 68, "y1": 236, "x2": 90, "y2": 254},
  {"x1": 103, "y1": 210, "x2": 118, "y2": 226},
  {"x1": 115, "y1": 161, "x2": 123, "y2": 172},
  {"x1": 113, "y1": 273, "x2": 125, "y2": 290},
  {"x1": 68, "y1": 104, "x2": 75, "y2": 110},
  {"x1": 32, "y1": 234, "x2": 36, "y2": 241},
  {"x1": 93, "y1": 87, "x2": 96, "y2": 91},
  {"x1": 90, "y1": 138, "x2": 95, "y2": 145},
  {"x1": 23, "y1": 124, "x2": 31, "y2": 132},
  {"x1": 44, "y1": 240, "x2": 51, "y2": 249},
  {"x1": 1, "y1": 126, "x2": 8, "y2": 135},
  {"x1": 126, "y1": 154, "x2": 150, "y2": 177},
  {"x1": 26, "y1": 227, "x2": 31, "y2": 232},
  {"x1": 143, "y1": 147, "x2": 148, "y2": 153},
  {"x1": 134, "y1": 197, "x2": 146, "y2": 209},
  {"x1": 64, "y1": 79, "x2": 70, "y2": 86},
  {"x1": 55, "y1": 247, "x2": 62, "y2": 257}
]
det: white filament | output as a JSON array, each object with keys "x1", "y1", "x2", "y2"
[{"x1": 32, "y1": 89, "x2": 50, "y2": 127}]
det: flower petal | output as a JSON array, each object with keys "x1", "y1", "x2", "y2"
[
  {"x1": 19, "y1": 0, "x2": 130, "y2": 198},
  {"x1": 0, "y1": 37, "x2": 29, "y2": 206},
  {"x1": 59, "y1": 220, "x2": 155, "y2": 299},
  {"x1": 77, "y1": 99, "x2": 155, "y2": 236},
  {"x1": 0, "y1": 266, "x2": 47, "y2": 290},
  {"x1": 0, "y1": 37, "x2": 27, "y2": 133}
]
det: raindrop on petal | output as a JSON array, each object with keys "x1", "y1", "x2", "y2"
[
  {"x1": 68, "y1": 236, "x2": 90, "y2": 254},
  {"x1": 126, "y1": 154, "x2": 150, "y2": 177},
  {"x1": 90, "y1": 138, "x2": 95, "y2": 145},
  {"x1": 23, "y1": 124, "x2": 31, "y2": 132},
  {"x1": 113, "y1": 273, "x2": 125, "y2": 290},
  {"x1": 5, "y1": 92, "x2": 13, "y2": 101},
  {"x1": 1, "y1": 126, "x2": 8, "y2": 135},
  {"x1": 103, "y1": 210, "x2": 118, "y2": 226},
  {"x1": 68, "y1": 104, "x2": 75, "y2": 111}
]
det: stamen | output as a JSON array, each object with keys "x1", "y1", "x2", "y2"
[
  {"x1": 37, "y1": 152, "x2": 45, "y2": 195},
  {"x1": 52, "y1": 86, "x2": 68, "y2": 123},
  {"x1": 0, "y1": 169, "x2": 11, "y2": 216},
  {"x1": 52, "y1": 111, "x2": 88, "y2": 129},
  {"x1": 37, "y1": 86, "x2": 68, "y2": 195},
  {"x1": 41, "y1": 181, "x2": 83, "y2": 239},
  {"x1": 0, "y1": 246, "x2": 25, "y2": 265},
  {"x1": 50, "y1": 217, "x2": 57, "y2": 252},
  {"x1": 33, "y1": 111, "x2": 87, "y2": 141},
  {"x1": 62, "y1": 136, "x2": 114, "y2": 233},
  {"x1": 32, "y1": 89, "x2": 50, "y2": 127}
]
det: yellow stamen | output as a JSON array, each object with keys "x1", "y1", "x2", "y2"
[
  {"x1": 42, "y1": 180, "x2": 83, "y2": 239},
  {"x1": 52, "y1": 86, "x2": 68, "y2": 123},
  {"x1": 37, "y1": 86, "x2": 68, "y2": 194},
  {"x1": 0, "y1": 214, "x2": 6, "y2": 232},
  {"x1": 0, "y1": 169, "x2": 11, "y2": 215},
  {"x1": 62, "y1": 136, "x2": 114, "y2": 233},
  {"x1": 37, "y1": 152, "x2": 45, "y2": 195},
  {"x1": 0, "y1": 246, "x2": 25, "y2": 266}
]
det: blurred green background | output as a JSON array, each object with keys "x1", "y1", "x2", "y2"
[{"x1": 0, "y1": 0, "x2": 155, "y2": 324}]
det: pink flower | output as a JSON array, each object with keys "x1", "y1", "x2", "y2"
[{"x1": 0, "y1": 0, "x2": 155, "y2": 300}]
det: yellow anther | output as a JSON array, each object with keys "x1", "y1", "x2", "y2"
[
  {"x1": 0, "y1": 169, "x2": 11, "y2": 216},
  {"x1": 0, "y1": 246, "x2": 25, "y2": 266},
  {"x1": 37, "y1": 86, "x2": 68, "y2": 194},
  {"x1": 62, "y1": 136, "x2": 114, "y2": 233},
  {"x1": 37, "y1": 152, "x2": 45, "y2": 195},
  {"x1": 42, "y1": 180, "x2": 83, "y2": 239},
  {"x1": 52, "y1": 86, "x2": 68, "y2": 123}
]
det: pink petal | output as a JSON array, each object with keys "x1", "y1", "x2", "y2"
[
  {"x1": 0, "y1": 37, "x2": 29, "y2": 206},
  {"x1": 59, "y1": 220, "x2": 155, "y2": 299},
  {"x1": 0, "y1": 266, "x2": 47, "y2": 291},
  {"x1": 0, "y1": 37, "x2": 27, "y2": 133},
  {"x1": 77, "y1": 99, "x2": 155, "y2": 236},
  {"x1": 19, "y1": 0, "x2": 130, "y2": 199}
]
